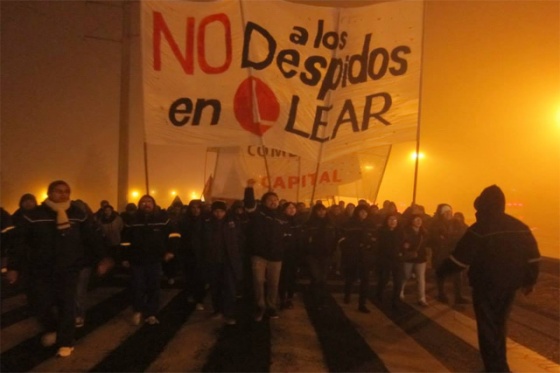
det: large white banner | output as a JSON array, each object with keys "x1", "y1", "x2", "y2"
[
  {"x1": 210, "y1": 145, "x2": 390, "y2": 203},
  {"x1": 141, "y1": 0, "x2": 422, "y2": 162}
]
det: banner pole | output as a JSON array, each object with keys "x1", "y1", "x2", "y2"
[
  {"x1": 143, "y1": 141, "x2": 150, "y2": 195},
  {"x1": 412, "y1": 0, "x2": 428, "y2": 205}
]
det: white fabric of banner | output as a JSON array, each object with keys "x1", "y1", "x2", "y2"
[{"x1": 141, "y1": 0, "x2": 422, "y2": 162}]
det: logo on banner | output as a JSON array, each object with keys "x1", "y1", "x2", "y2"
[{"x1": 233, "y1": 77, "x2": 279, "y2": 136}]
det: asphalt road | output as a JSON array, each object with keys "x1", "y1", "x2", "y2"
[{"x1": 1, "y1": 258, "x2": 558, "y2": 372}]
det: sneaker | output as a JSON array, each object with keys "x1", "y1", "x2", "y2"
[
  {"x1": 75, "y1": 317, "x2": 85, "y2": 328},
  {"x1": 57, "y1": 346, "x2": 74, "y2": 357},
  {"x1": 145, "y1": 316, "x2": 160, "y2": 325},
  {"x1": 253, "y1": 309, "x2": 264, "y2": 322},
  {"x1": 41, "y1": 332, "x2": 57, "y2": 347},
  {"x1": 224, "y1": 317, "x2": 237, "y2": 325},
  {"x1": 418, "y1": 300, "x2": 429, "y2": 307},
  {"x1": 195, "y1": 303, "x2": 205, "y2": 311},
  {"x1": 267, "y1": 309, "x2": 279, "y2": 319},
  {"x1": 131, "y1": 312, "x2": 142, "y2": 326}
]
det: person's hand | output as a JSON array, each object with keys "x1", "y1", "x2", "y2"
[
  {"x1": 122, "y1": 260, "x2": 130, "y2": 268},
  {"x1": 6, "y1": 270, "x2": 18, "y2": 285},
  {"x1": 247, "y1": 178, "x2": 256, "y2": 187},
  {"x1": 163, "y1": 252, "x2": 175, "y2": 262}
]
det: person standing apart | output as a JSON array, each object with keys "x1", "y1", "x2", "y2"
[
  {"x1": 121, "y1": 195, "x2": 180, "y2": 326},
  {"x1": 400, "y1": 214, "x2": 429, "y2": 307},
  {"x1": 437, "y1": 185, "x2": 540, "y2": 372},
  {"x1": 7, "y1": 180, "x2": 112, "y2": 357}
]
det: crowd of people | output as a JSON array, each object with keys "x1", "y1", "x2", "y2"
[{"x1": 0, "y1": 180, "x2": 540, "y2": 372}]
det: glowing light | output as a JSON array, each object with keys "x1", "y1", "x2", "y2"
[
  {"x1": 170, "y1": 190, "x2": 177, "y2": 196},
  {"x1": 556, "y1": 107, "x2": 560, "y2": 125},
  {"x1": 410, "y1": 151, "x2": 425, "y2": 160},
  {"x1": 364, "y1": 165, "x2": 374, "y2": 171},
  {"x1": 190, "y1": 191, "x2": 198, "y2": 200},
  {"x1": 150, "y1": 190, "x2": 156, "y2": 195},
  {"x1": 131, "y1": 190, "x2": 140, "y2": 199}
]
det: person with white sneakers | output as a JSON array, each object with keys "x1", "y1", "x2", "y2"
[{"x1": 6, "y1": 180, "x2": 113, "y2": 357}]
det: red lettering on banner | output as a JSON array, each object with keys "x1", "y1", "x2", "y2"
[
  {"x1": 257, "y1": 170, "x2": 342, "y2": 190},
  {"x1": 153, "y1": 12, "x2": 232, "y2": 75}
]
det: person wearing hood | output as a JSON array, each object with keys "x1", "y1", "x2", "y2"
[
  {"x1": 120, "y1": 194, "x2": 181, "y2": 326},
  {"x1": 6, "y1": 180, "x2": 112, "y2": 358},
  {"x1": 437, "y1": 185, "x2": 540, "y2": 372},
  {"x1": 244, "y1": 179, "x2": 288, "y2": 321},
  {"x1": 339, "y1": 204, "x2": 378, "y2": 313}
]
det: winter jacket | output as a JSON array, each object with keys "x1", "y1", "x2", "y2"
[
  {"x1": 202, "y1": 217, "x2": 243, "y2": 280},
  {"x1": 9, "y1": 202, "x2": 105, "y2": 274}
]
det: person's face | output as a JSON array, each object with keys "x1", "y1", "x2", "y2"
[
  {"x1": 212, "y1": 209, "x2": 226, "y2": 220},
  {"x1": 443, "y1": 210, "x2": 453, "y2": 220},
  {"x1": 139, "y1": 197, "x2": 155, "y2": 212},
  {"x1": 412, "y1": 216, "x2": 423, "y2": 227},
  {"x1": 387, "y1": 216, "x2": 398, "y2": 229},
  {"x1": 22, "y1": 199, "x2": 36, "y2": 211},
  {"x1": 103, "y1": 206, "x2": 113, "y2": 217},
  {"x1": 358, "y1": 209, "x2": 368, "y2": 220},
  {"x1": 316, "y1": 208, "x2": 327, "y2": 218},
  {"x1": 190, "y1": 205, "x2": 201, "y2": 216},
  {"x1": 284, "y1": 204, "x2": 297, "y2": 217},
  {"x1": 264, "y1": 195, "x2": 279, "y2": 210},
  {"x1": 49, "y1": 184, "x2": 70, "y2": 203}
]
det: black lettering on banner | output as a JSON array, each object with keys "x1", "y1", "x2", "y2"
[
  {"x1": 169, "y1": 98, "x2": 221, "y2": 126},
  {"x1": 241, "y1": 22, "x2": 276, "y2": 70}
]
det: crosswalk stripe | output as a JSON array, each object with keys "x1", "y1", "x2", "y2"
[
  {"x1": 31, "y1": 289, "x2": 181, "y2": 372},
  {"x1": 270, "y1": 295, "x2": 328, "y2": 372},
  {"x1": 414, "y1": 301, "x2": 560, "y2": 373},
  {"x1": 146, "y1": 297, "x2": 223, "y2": 372},
  {"x1": 335, "y1": 293, "x2": 450, "y2": 372}
]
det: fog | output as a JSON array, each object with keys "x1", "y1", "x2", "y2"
[{"x1": 1, "y1": 1, "x2": 558, "y2": 257}]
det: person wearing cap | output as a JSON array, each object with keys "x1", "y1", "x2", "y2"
[
  {"x1": 120, "y1": 194, "x2": 180, "y2": 326},
  {"x1": 202, "y1": 200, "x2": 243, "y2": 325},
  {"x1": 437, "y1": 185, "x2": 540, "y2": 372},
  {"x1": 6, "y1": 180, "x2": 112, "y2": 358}
]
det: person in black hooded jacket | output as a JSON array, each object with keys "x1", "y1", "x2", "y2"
[
  {"x1": 339, "y1": 204, "x2": 378, "y2": 313},
  {"x1": 437, "y1": 185, "x2": 540, "y2": 373}
]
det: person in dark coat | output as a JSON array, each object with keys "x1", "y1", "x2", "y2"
[
  {"x1": 278, "y1": 201, "x2": 303, "y2": 309},
  {"x1": 400, "y1": 214, "x2": 429, "y2": 306},
  {"x1": 339, "y1": 204, "x2": 378, "y2": 313},
  {"x1": 437, "y1": 185, "x2": 540, "y2": 373},
  {"x1": 303, "y1": 204, "x2": 338, "y2": 309},
  {"x1": 6, "y1": 180, "x2": 112, "y2": 358},
  {"x1": 375, "y1": 213, "x2": 405, "y2": 309},
  {"x1": 244, "y1": 179, "x2": 288, "y2": 321},
  {"x1": 120, "y1": 194, "x2": 180, "y2": 326},
  {"x1": 202, "y1": 200, "x2": 243, "y2": 325},
  {"x1": 179, "y1": 199, "x2": 207, "y2": 311}
]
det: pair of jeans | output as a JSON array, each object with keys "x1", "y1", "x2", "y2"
[
  {"x1": 251, "y1": 256, "x2": 282, "y2": 312},
  {"x1": 130, "y1": 262, "x2": 162, "y2": 317},
  {"x1": 401, "y1": 261, "x2": 427, "y2": 302}
]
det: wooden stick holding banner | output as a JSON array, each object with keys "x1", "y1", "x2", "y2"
[{"x1": 412, "y1": 1, "x2": 428, "y2": 205}]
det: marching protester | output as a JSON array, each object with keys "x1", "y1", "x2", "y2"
[
  {"x1": 244, "y1": 179, "x2": 288, "y2": 321},
  {"x1": 6, "y1": 180, "x2": 113, "y2": 357},
  {"x1": 120, "y1": 194, "x2": 180, "y2": 326},
  {"x1": 339, "y1": 204, "x2": 378, "y2": 313},
  {"x1": 202, "y1": 200, "x2": 243, "y2": 325},
  {"x1": 375, "y1": 213, "x2": 405, "y2": 310},
  {"x1": 437, "y1": 185, "x2": 540, "y2": 372},
  {"x1": 303, "y1": 203, "x2": 338, "y2": 310},
  {"x1": 400, "y1": 214, "x2": 429, "y2": 307},
  {"x1": 278, "y1": 201, "x2": 303, "y2": 310}
]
